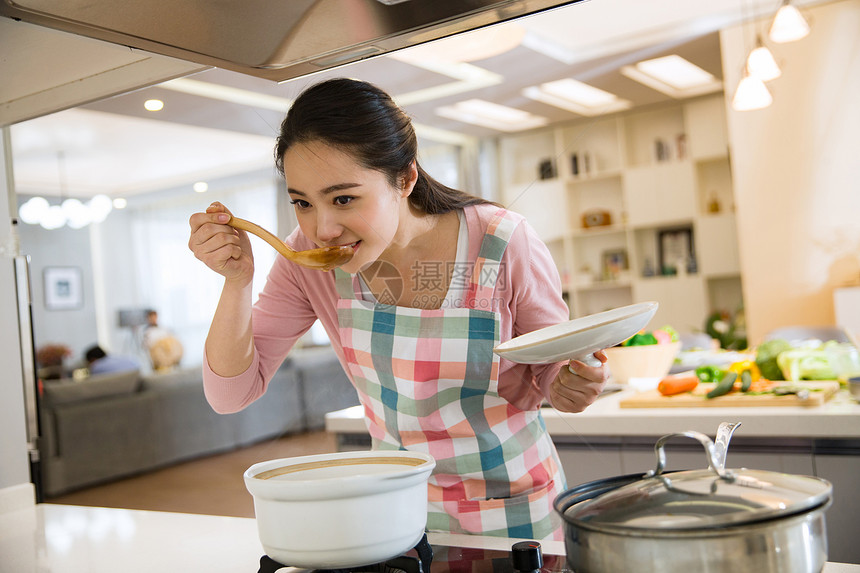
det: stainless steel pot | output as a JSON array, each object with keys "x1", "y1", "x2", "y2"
[{"x1": 554, "y1": 422, "x2": 832, "y2": 573}]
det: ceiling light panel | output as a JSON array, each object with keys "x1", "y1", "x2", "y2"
[
  {"x1": 436, "y1": 99, "x2": 548, "y2": 132},
  {"x1": 523, "y1": 79, "x2": 631, "y2": 117},
  {"x1": 621, "y1": 54, "x2": 722, "y2": 99}
]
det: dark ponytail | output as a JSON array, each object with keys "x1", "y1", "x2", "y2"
[{"x1": 275, "y1": 78, "x2": 495, "y2": 215}]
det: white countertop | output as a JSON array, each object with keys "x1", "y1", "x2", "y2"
[
  {"x1": 1, "y1": 504, "x2": 857, "y2": 572},
  {"x1": 325, "y1": 389, "x2": 860, "y2": 439}
]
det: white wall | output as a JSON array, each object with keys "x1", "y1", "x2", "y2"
[
  {"x1": 16, "y1": 213, "x2": 100, "y2": 362},
  {"x1": 721, "y1": 0, "x2": 860, "y2": 343}
]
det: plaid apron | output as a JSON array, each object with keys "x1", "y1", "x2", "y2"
[{"x1": 335, "y1": 208, "x2": 566, "y2": 540}]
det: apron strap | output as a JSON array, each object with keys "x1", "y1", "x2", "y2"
[
  {"x1": 334, "y1": 268, "x2": 357, "y2": 300},
  {"x1": 467, "y1": 208, "x2": 522, "y2": 309}
]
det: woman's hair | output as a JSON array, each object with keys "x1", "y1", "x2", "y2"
[{"x1": 275, "y1": 78, "x2": 496, "y2": 215}]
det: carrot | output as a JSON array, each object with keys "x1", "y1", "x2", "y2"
[{"x1": 658, "y1": 373, "x2": 700, "y2": 396}]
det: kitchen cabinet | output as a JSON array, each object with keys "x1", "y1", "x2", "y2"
[
  {"x1": 498, "y1": 94, "x2": 743, "y2": 333},
  {"x1": 327, "y1": 394, "x2": 860, "y2": 564}
]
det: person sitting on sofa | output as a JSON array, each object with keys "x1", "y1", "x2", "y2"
[
  {"x1": 141, "y1": 310, "x2": 184, "y2": 372},
  {"x1": 84, "y1": 345, "x2": 140, "y2": 376}
]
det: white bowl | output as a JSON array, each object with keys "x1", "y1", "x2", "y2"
[
  {"x1": 244, "y1": 450, "x2": 435, "y2": 568},
  {"x1": 604, "y1": 341, "x2": 681, "y2": 384}
]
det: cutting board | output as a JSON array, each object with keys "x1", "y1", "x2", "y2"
[{"x1": 619, "y1": 381, "x2": 841, "y2": 408}]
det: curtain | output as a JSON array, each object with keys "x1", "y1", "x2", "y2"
[{"x1": 115, "y1": 176, "x2": 278, "y2": 368}]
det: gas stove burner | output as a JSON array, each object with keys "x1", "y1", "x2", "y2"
[{"x1": 258, "y1": 533, "x2": 433, "y2": 573}]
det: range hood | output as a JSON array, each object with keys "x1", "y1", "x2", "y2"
[{"x1": 0, "y1": 0, "x2": 581, "y2": 83}]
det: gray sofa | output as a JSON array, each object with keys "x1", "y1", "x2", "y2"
[{"x1": 38, "y1": 347, "x2": 360, "y2": 497}]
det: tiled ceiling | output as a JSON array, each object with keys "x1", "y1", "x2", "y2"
[{"x1": 8, "y1": 0, "x2": 818, "y2": 198}]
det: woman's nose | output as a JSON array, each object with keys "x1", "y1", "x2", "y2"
[{"x1": 315, "y1": 209, "x2": 342, "y2": 243}]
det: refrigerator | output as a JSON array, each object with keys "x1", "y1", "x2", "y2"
[{"x1": 14, "y1": 253, "x2": 43, "y2": 502}]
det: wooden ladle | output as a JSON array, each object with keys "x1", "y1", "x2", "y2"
[{"x1": 227, "y1": 216, "x2": 354, "y2": 272}]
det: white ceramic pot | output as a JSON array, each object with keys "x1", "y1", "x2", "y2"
[{"x1": 244, "y1": 450, "x2": 436, "y2": 568}]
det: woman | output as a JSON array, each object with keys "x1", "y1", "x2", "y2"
[{"x1": 188, "y1": 78, "x2": 608, "y2": 540}]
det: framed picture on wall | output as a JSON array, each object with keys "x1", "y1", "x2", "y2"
[
  {"x1": 657, "y1": 227, "x2": 695, "y2": 275},
  {"x1": 44, "y1": 266, "x2": 83, "y2": 310},
  {"x1": 601, "y1": 248, "x2": 629, "y2": 281}
]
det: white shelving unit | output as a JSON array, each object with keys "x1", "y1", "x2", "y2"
[{"x1": 499, "y1": 94, "x2": 743, "y2": 334}]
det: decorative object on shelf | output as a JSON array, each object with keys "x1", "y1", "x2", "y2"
[
  {"x1": 601, "y1": 249, "x2": 629, "y2": 281},
  {"x1": 675, "y1": 133, "x2": 687, "y2": 160},
  {"x1": 687, "y1": 255, "x2": 699, "y2": 275},
  {"x1": 570, "y1": 151, "x2": 595, "y2": 177},
  {"x1": 577, "y1": 264, "x2": 594, "y2": 286},
  {"x1": 707, "y1": 191, "x2": 722, "y2": 213},
  {"x1": 642, "y1": 257, "x2": 656, "y2": 277},
  {"x1": 581, "y1": 209, "x2": 612, "y2": 229},
  {"x1": 43, "y1": 266, "x2": 83, "y2": 311},
  {"x1": 657, "y1": 226, "x2": 695, "y2": 276},
  {"x1": 653, "y1": 138, "x2": 670, "y2": 162},
  {"x1": 538, "y1": 158, "x2": 557, "y2": 180}
]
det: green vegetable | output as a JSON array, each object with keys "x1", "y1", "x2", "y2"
[
  {"x1": 623, "y1": 332, "x2": 658, "y2": 346},
  {"x1": 755, "y1": 339, "x2": 792, "y2": 380},
  {"x1": 740, "y1": 370, "x2": 752, "y2": 392},
  {"x1": 706, "y1": 371, "x2": 738, "y2": 399},
  {"x1": 776, "y1": 349, "x2": 836, "y2": 381},
  {"x1": 695, "y1": 365, "x2": 726, "y2": 383}
]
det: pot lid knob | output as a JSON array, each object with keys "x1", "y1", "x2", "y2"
[{"x1": 511, "y1": 541, "x2": 543, "y2": 573}]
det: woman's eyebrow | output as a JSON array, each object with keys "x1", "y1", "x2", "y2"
[{"x1": 287, "y1": 182, "x2": 361, "y2": 196}]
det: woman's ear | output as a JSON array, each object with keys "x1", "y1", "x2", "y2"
[{"x1": 400, "y1": 160, "x2": 418, "y2": 198}]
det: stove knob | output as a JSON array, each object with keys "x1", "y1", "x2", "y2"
[{"x1": 511, "y1": 540, "x2": 543, "y2": 572}]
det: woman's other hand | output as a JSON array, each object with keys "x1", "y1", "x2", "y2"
[
  {"x1": 188, "y1": 202, "x2": 254, "y2": 284},
  {"x1": 549, "y1": 350, "x2": 610, "y2": 413}
]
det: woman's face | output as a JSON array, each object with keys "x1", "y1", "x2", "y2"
[{"x1": 282, "y1": 141, "x2": 412, "y2": 274}]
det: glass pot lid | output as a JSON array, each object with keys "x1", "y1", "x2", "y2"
[{"x1": 563, "y1": 430, "x2": 832, "y2": 531}]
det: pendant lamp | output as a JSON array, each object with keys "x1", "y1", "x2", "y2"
[
  {"x1": 769, "y1": 1, "x2": 810, "y2": 43},
  {"x1": 746, "y1": 36, "x2": 781, "y2": 81},
  {"x1": 732, "y1": 70, "x2": 773, "y2": 111}
]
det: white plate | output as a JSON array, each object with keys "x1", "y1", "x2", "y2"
[{"x1": 493, "y1": 301, "x2": 659, "y2": 364}]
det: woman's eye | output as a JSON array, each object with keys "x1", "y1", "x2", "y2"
[
  {"x1": 333, "y1": 196, "x2": 354, "y2": 206},
  {"x1": 289, "y1": 199, "x2": 311, "y2": 209}
]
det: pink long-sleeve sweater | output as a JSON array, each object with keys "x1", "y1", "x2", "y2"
[{"x1": 203, "y1": 203, "x2": 568, "y2": 413}]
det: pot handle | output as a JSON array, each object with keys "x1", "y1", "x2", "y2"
[{"x1": 645, "y1": 431, "x2": 736, "y2": 482}]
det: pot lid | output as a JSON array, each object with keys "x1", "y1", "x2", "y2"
[
  {"x1": 564, "y1": 468, "x2": 831, "y2": 531},
  {"x1": 562, "y1": 429, "x2": 832, "y2": 532}
]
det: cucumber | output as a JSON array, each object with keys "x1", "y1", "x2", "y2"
[
  {"x1": 741, "y1": 370, "x2": 752, "y2": 392},
  {"x1": 706, "y1": 371, "x2": 738, "y2": 399}
]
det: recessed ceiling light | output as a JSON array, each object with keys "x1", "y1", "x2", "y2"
[
  {"x1": 193, "y1": 181, "x2": 208, "y2": 193},
  {"x1": 621, "y1": 55, "x2": 722, "y2": 98},
  {"x1": 523, "y1": 79, "x2": 631, "y2": 116},
  {"x1": 436, "y1": 99, "x2": 548, "y2": 132},
  {"x1": 112, "y1": 197, "x2": 128, "y2": 209},
  {"x1": 144, "y1": 99, "x2": 164, "y2": 112}
]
